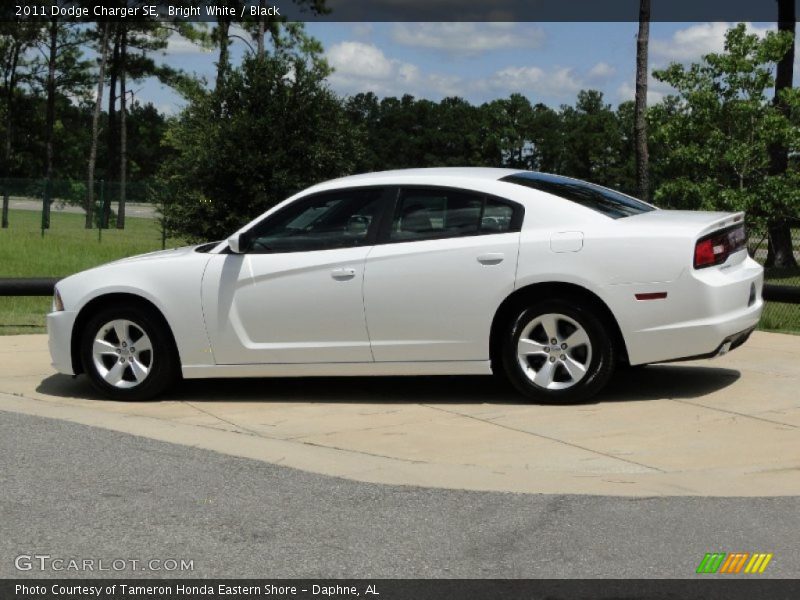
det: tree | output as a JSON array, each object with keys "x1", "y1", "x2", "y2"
[
  {"x1": 484, "y1": 94, "x2": 536, "y2": 169},
  {"x1": 767, "y1": 0, "x2": 798, "y2": 268},
  {"x1": 634, "y1": 0, "x2": 650, "y2": 200},
  {"x1": 651, "y1": 25, "x2": 800, "y2": 228},
  {"x1": 208, "y1": 0, "x2": 327, "y2": 90},
  {"x1": 160, "y1": 53, "x2": 360, "y2": 241},
  {"x1": 31, "y1": 16, "x2": 91, "y2": 229},
  {"x1": 114, "y1": 20, "x2": 170, "y2": 228},
  {"x1": 559, "y1": 90, "x2": 624, "y2": 188},
  {"x1": 85, "y1": 22, "x2": 111, "y2": 229},
  {"x1": 0, "y1": 21, "x2": 39, "y2": 227}
]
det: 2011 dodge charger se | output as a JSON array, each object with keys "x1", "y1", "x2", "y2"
[{"x1": 47, "y1": 168, "x2": 764, "y2": 403}]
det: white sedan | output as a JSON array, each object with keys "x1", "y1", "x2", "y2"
[{"x1": 47, "y1": 168, "x2": 764, "y2": 403}]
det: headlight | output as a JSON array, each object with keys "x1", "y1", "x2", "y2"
[{"x1": 52, "y1": 288, "x2": 64, "y2": 312}]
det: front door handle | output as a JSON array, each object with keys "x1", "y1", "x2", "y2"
[
  {"x1": 477, "y1": 253, "x2": 505, "y2": 266},
  {"x1": 331, "y1": 267, "x2": 356, "y2": 280}
]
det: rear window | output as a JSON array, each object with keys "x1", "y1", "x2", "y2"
[{"x1": 500, "y1": 172, "x2": 655, "y2": 219}]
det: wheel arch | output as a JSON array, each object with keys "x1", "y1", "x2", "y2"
[
  {"x1": 489, "y1": 281, "x2": 629, "y2": 372},
  {"x1": 70, "y1": 292, "x2": 180, "y2": 375}
]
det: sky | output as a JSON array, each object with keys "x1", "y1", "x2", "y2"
[{"x1": 139, "y1": 21, "x2": 778, "y2": 115}]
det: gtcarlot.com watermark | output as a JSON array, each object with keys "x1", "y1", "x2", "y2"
[{"x1": 15, "y1": 554, "x2": 194, "y2": 572}]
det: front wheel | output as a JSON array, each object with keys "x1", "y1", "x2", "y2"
[
  {"x1": 502, "y1": 300, "x2": 616, "y2": 404},
  {"x1": 80, "y1": 305, "x2": 178, "y2": 401}
]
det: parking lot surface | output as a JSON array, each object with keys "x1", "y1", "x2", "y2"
[{"x1": 0, "y1": 332, "x2": 798, "y2": 497}]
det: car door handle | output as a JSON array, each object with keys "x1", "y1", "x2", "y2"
[
  {"x1": 477, "y1": 253, "x2": 505, "y2": 266},
  {"x1": 331, "y1": 267, "x2": 356, "y2": 280}
]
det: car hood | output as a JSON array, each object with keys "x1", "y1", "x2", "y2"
[{"x1": 107, "y1": 245, "x2": 200, "y2": 265}]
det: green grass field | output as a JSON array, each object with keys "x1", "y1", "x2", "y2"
[
  {"x1": 0, "y1": 209, "x2": 182, "y2": 334},
  {"x1": 1, "y1": 208, "x2": 798, "y2": 335}
]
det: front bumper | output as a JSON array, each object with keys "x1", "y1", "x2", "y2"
[{"x1": 47, "y1": 310, "x2": 78, "y2": 375}]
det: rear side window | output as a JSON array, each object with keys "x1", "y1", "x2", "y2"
[
  {"x1": 390, "y1": 188, "x2": 519, "y2": 242},
  {"x1": 501, "y1": 172, "x2": 655, "y2": 219}
]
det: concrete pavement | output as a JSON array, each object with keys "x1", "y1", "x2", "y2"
[
  {"x1": 3, "y1": 410, "x2": 798, "y2": 579},
  {"x1": 0, "y1": 332, "x2": 798, "y2": 497}
]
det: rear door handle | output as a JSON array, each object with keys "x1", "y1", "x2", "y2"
[
  {"x1": 477, "y1": 253, "x2": 505, "y2": 266},
  {"x1": 331, "y1": 267, "x2": 356, "y2": 280}
]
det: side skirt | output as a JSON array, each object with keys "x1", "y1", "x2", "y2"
[{"x1": 181, "y1": 360, "x2": 492, "y2": 379}]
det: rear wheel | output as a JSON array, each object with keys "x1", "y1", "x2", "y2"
[
  {"x1": 80, "y1": 305, "x2": 177, "y2": 401},
  {"x1": 502, "y1": 299, "x2": 616, "y2": 404}
]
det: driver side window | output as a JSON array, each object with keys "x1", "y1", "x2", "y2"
[{"x1": 248, "y1": 189, "x2": 385, "y2": 253}]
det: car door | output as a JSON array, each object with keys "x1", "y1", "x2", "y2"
[
  {"x1": 363, "y1": 186, "x2": 522, "y2": 362},
  {"x1": 202, "y1": 187, "x2": 390, "y2": 365}
]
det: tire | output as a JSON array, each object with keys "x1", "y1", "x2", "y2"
[
  {"x1": 501, "y1": 299, "x2": 616, "y2": 404},
  {"x1": 80, "y1": 305, "x2": 178, "y2": 401}
]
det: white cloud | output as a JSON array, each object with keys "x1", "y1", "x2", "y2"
[
  {"x1": 482, "y1": 66, "x2": 582, "y2": 98},
  {"x1": 351, "y1": 23, "x2": 373, "y2": 38},
  {"x1": 327, "y1": 40, "x2": 626, "y2": 105},
  {"x1": 651, "y1": 22, "x2": 774, "y2": 63},
  {"x1": 616, "y1": 79, "x2": 666, "y2": 105},
  {"x1": 165, "y1": 32, "x2": 210, "y2": 55},
  {"x1": 327, "y1": 41, "x2": 395, "y2": 79},
  {"x1": 588, "y1": 62, "x2": 615, "y2": 80},
  {"x1": 391, "y1": 22, "x2": 545, "y2": 55},
  {"x1": 326, "y1": 41, "x2": 464, "y2": 98}
]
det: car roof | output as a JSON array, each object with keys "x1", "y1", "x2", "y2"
[{"x1": 319, "y1": 167, "x2": 522, "y2": 187}]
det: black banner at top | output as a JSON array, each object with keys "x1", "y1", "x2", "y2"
[{"x1": 4, "y1": 0, "x2": 800, "y2": 23}]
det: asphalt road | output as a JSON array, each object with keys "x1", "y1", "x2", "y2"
[
  {"x1": 8, "y1": 198, "x2": 157, "y2": 219},
  {"x1": 1, "y1": 410, "x2": 798, "y2": 579}
]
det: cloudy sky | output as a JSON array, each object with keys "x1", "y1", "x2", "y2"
[{"x1": 144, "y1": 21, "x2": 776, "y2": 114}]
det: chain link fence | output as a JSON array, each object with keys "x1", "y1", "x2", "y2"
[
  {"x1": 0, "y1": 177, "x2": 164, "y2": 240},
  {"x1": 748, "y1": 225, "x2": 800, "y2": 333}
]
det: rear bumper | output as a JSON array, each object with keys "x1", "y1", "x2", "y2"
[
  {"x1": 47, "y1": 310, "x2": 77, "y2": 375},
  {"x1": 614, "y1": 254, "x2": 764, "y2": 365},
  {"x1": 653, "y1": 325, "x2": 755, "y2": 363}
]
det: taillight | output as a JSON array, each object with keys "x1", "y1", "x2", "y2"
[{"x1": 694, "y1": 224, "x2": 746, "y2": 269}]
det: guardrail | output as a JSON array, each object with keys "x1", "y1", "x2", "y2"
[
  {"x1": 763, "y1": 284, "x2": 800, "y2": 304},
  {"x1": 0, "y1": 278, "x2": 60, "y2": 296},
  {"x1": 0, "y1": 277, "x2": 798, "y2": 303}
]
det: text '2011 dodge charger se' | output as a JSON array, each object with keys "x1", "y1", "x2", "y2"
[{"x1": 48, "y1": 168, "x2": 764, "y2": 403}]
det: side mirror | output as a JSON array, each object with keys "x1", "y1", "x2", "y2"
[{"x1": 227, "y1": 232, "x2": 251, "y2": 254}]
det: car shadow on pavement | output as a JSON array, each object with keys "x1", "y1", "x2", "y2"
[{"x1": 36, "y1": 364, "x2": 740, "y2": 405}]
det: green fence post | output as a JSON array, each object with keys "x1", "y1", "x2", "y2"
[
  {"x1": 101, "y1": 179, "x2": 110, "y2": 229},
  {"x1": 98, "y1": 179, "x2": 105, "y2": 243},
  {"x1": 1, "y1": 177, "x2": 9, "y2": 229},
  {"x1": 41, "y1": 178, "x2": 49, "y2": 237}
]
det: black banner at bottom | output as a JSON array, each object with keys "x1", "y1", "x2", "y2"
[{"x1": 3, "y1": 579, "x2": 800, "y2": 600}]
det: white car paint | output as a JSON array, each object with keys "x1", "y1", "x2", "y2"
[{"x1": 48, "y1": 168, "x2": 764, "y2": 387}]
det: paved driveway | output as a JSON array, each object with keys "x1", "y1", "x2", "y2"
[{"x1": 0, "y1": 332, "x2": 798, "y2": 497}]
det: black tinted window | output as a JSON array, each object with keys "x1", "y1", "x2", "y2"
[
  {"x1": 501, "y1": 172, "x2": 654, "y2": 219},
  {"x1": 391, "y1": 189, "x2": 517, "y2": 241},
  {"x1": 249, "y1": 189, "x2": 384, "y2": 253}
]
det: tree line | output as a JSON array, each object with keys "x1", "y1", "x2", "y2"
[{"x1": 1, "y1": 11, "x2": 798, "y2": 267}]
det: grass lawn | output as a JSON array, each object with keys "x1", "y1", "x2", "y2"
[
  {"x1": 1, "y1": 208, "x2": 798, "y2": 335},
  {"x1": 0, "y1": 209, "x2": 183, "y2": 334}
]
